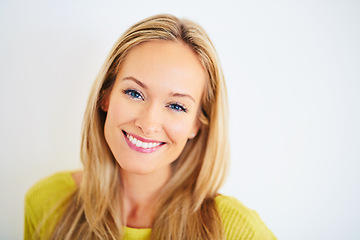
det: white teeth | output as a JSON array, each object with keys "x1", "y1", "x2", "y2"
[{"x1": 126, "y1": 133, "x2": 161, "y2": 149}]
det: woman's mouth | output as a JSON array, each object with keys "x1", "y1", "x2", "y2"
[{"x1": 123, "y1": 131, "x2": 165, "y2": 153}]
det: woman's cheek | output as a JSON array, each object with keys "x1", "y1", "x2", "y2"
[
  {"x1": 165, "y1": 117, "x2": 194, "y2": 140},
  {"x1": 111, "y1": 98, "x2": 138, "y2": 123}
]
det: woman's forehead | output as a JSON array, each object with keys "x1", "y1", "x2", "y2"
[{"x1": 115, "y1": 40, "x2": 206, "y2": 101}]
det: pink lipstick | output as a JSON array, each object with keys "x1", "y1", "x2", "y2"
[{"x1": 123, "y1": 131, "x2": 165, "y2": 153}]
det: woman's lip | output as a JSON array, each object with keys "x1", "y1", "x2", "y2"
[
  {"x1": 122, "y1": 131, "x2": 165, "y2": 153},
  {"x1": 122, "y1": 131, "x2": 164, "y2": 144}
]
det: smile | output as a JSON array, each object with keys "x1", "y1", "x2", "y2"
[{"x1": 123, "y1": 131, "x2": 165, "y2": 153}]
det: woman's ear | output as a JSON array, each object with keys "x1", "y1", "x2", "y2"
[
  {"x1": 101, "y1": 105, "x2": 108, "y2": 112},
  {"x1": 189, "y1": 120, "x2": 201, "y2": 139},
  {"x1": 100, "y1": 96, "x2": 109, "y2": 112}
]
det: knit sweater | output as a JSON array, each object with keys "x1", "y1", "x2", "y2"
[{"x1": 24, "y1": 172, "x2": 276, "y2": 240}]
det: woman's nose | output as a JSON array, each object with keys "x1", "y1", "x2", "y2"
[{"x1": 134, "y1": 103, "x2": 162, "y2": 135}]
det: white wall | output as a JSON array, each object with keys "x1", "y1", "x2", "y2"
[{"x1": 1, "y1": 0, "x2": 359, "y2": 239}]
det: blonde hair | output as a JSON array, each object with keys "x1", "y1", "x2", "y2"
[{"x1": 50, "y1": 14, "x2": 229, "y2": 239}]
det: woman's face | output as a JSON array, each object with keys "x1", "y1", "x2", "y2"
[{"x1": 103, "y1": 40, "x2": 206, "y2": 176}]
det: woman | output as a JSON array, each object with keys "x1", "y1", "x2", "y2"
[{"x1": 24, "y1": 14, "x2": 276, "y2": 239}]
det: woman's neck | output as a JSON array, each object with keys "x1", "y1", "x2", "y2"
[
  {"x1": 120, "y1": 168, "x2": 171, "y2": 228},
  {"x1": 71, "y1": 168, "x2": 171, "y2": 228}
]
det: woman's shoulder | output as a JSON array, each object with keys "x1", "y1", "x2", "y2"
[
  {"x1": 215, "y1": 195, "x2": 277, "y2": 240},
  {"x1": 24, "y1": 171, "x2": 78, "y2": 238},
  {"x1": 25, "y1": 171, "x2": 77, "y2": 204}
]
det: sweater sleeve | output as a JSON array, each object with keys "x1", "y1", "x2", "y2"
[
  {"x1": 24, "y1": 172, "x2": 77, "y2": 240},
  {"x1": 24, "y1": 192, "x2": 37, "y2": 240},
  {"x1": 215, "y1": 195, "x2": 277, "y2": 240}
]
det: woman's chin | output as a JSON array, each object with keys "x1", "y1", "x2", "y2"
[{"x1": 118, "y1": 163, "x2": 165, "y2": 176}]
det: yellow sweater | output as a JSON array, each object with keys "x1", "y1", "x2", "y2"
[{"x1": 24, "y1": 172, "x2": 276, "y2": 240}]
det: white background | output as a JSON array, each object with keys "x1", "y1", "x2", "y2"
[{"x1": 1, "y1": 0, "x2": 359, "y2": 239}]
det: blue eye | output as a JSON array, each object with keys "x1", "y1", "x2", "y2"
[
  {"x1": 168, "y1": 103, "x2": 187, "y2": 113},
  {"x1": 124, "y1": 89, "x2": 144, "y2": 100}
]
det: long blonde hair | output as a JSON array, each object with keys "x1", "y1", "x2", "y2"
[{"x1": 50, "y1": 14, "x2": 229, "y2": 239}]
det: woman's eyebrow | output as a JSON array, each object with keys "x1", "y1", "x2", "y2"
[
  {"x1": 170, "y1": 92, "x2": 196, "y2": 103},
  {"x1": 122, "y1": 76, "x2": 147, "y2": 89}
]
